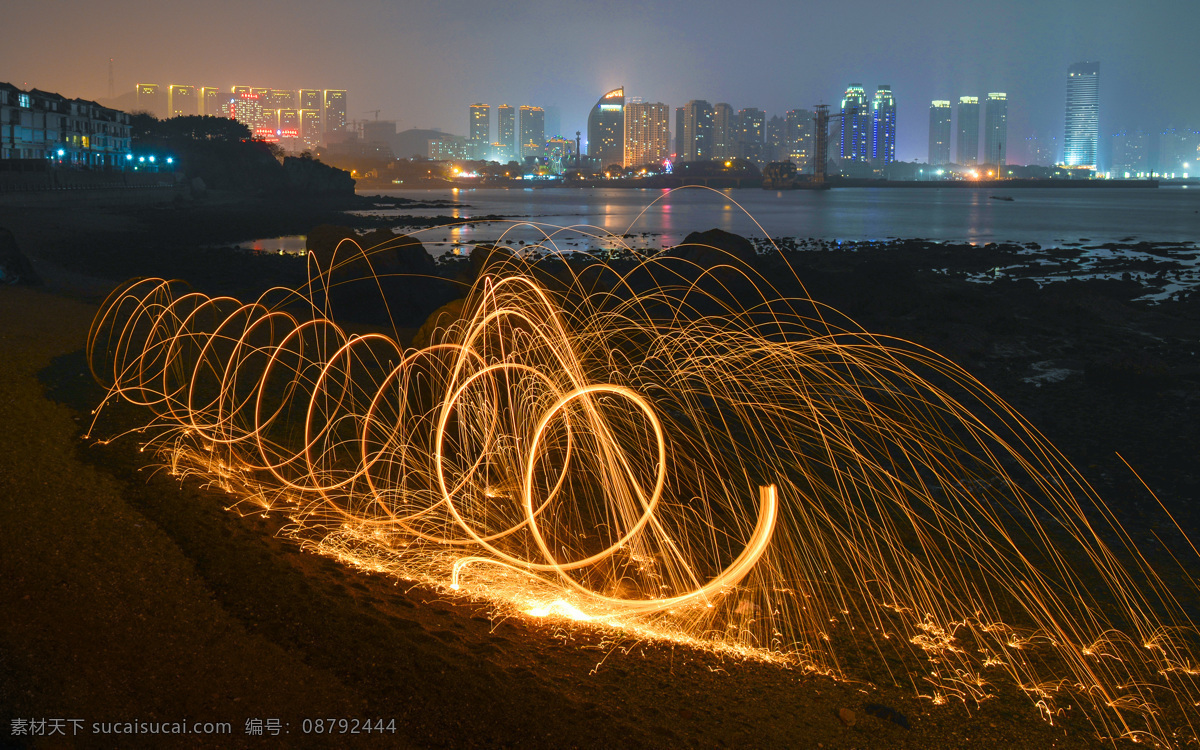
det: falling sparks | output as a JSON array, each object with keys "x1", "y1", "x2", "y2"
[{"x1": 86, "y1": 204, "x2": 1200, "y2": 746}]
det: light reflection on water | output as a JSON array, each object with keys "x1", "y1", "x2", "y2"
[{"x1": 352, "y1": 185, "x2": 1199, "y2": 249}]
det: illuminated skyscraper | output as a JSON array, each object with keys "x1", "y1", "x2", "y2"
[
  {"x1": 299, "y1": 89, "x2": 322, "y2": 111},
  {"x1": 928, "y1": 100, "x2": 952, "y2": 166},
  {"x1": 1063, "y1": 62, "x2": 1099, "y2": 168},
  {"x1": 230, "y1": 91, "x2": 265, "y2": 132},
  {"x1": 839, "y1": 84, "x2": 869, "y2": 163},
  {"x1": 166, "y1": 85, "x2": 196, "y2": 118},
  {"x1": 784, "y1": 108, "x2": 814, "y2": 168},
  {"x1": 623, "y1": 101, "x2": 670, "y2": 166},
  {"x1": 469, "y1": 103, "x2": 490, "y2": 159},
  {"x1": 323, "y1": 90, "x2": 347, "y2": 140},
  {"x1": 984, "y1": 93, "x2": 1008, "y2": 167},
  {"x1": 497, "y1": 105, "x2": 515, "y2": 160},
  {"x1": 198, "y1": 87, "x2": 224, "y2": 117},
  {"x1": 519, "y1": 105, "x2": 544, "y2": 158},
  {"x1": 135, "y1": 83, "x2": 165, "y2": 119},
  {"x1": 871, "y1": 85, "x2": 896, "y2": 165},
  {"x1": 587, "y1": 87, "x2": 624, "y2": 167},
  {"x1": 712, "y1": 103, "x2": 734, "y2": 159},
  {"x1": 678, "y1": 100, "x2": 713, "y2": 162},
  {"x1": 736, "y1": 107, "x2": 765, "y2": 163},
  {"x1": 957, "y1": 96, "x2": 980, "y2": 165}
]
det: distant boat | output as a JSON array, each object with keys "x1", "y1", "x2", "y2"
[{"x1": 989, "y1": 195, "x2": 1015, "y2": 201}]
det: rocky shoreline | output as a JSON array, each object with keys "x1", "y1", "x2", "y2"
[{"x1": 2, "y1": 192, "x2": 1198, "y2": 748}]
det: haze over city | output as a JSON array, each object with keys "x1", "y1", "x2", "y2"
[{"x1": 5, "y1": 0, "x2": 1199, "y2": 163}]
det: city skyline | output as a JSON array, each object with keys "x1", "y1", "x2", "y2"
[{"x1": 5, "y1": 0, "x2": 1198, "y2": 165}]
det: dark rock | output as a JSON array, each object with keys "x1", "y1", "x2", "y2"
[
  {"x1": 0, "y1": 228, "x2": 41, "y2": 285},
  {"x1": 669, "y1": 228, "x2": 757, "y2": 266}
]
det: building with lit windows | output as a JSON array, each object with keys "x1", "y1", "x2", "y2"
[
  {"x1": 957, "y1": 96, "x2": 980, "y2": 165},
  {"x1": 428, "y1": 135, "x2": 468, "y2": 161},
  {"x1": 1, "y1": 82, "x2": 131, "y2": 167},
  {"x1": 712, "y1": 103, "x2": 734, "y2": 160},
  {"x1": 736, "y1": 107, "x2": 766, "y2": 164},
  {"x1": 519, "y1": 105, "x2": 544, "y2": 158},
  {"x1": 300, "y1": 108, "x2": 322, "y2": 150},
  {"x1": 587, "y1": 87, "x2": 624, "y2": 168},
  {"x1": 230, "y1": 91, "x2": 266, "y2": 132},
  {"x1": 167, "y1": 85, "x2": 197, "y2": 118},
  {"x1": 299, "y1": 89, "x2": 322, "y2": 111},
  {"x1": 677, "y1": 100, "x2": 713, "y2": 162},
  {"x1": 623, "y1": 101, "x2": 669, "y2": 167},
  {"x1": 871, "y1": 86, "x2": 896, "y2": 165},
  {"x1": 983, "y1": 93, "x2": 1008, "y2": 167},
  {"x1": 497, "y1": 105, "x2": 515, "y2": 160},
  {"x1": 198, "y1": 87, "x2": 225, "y2": 117},
  {"x1": 839, "y1": 84, "x2": 870, "y2": 164},
  {"x1": 928, "y1": 100, "x2": 951, "y2": 165},
  {"x1": 1063, "y1": 62, "x2": 1099, "y2": 168},
  {"x1": 135, "y1": 83, "x2": 166, "y2": 118},
  {"x1": 784, "y1": 108, "x2": 814, "y2": 168},
  {"x1": 323, "y1": 90, "x2": 347, "y2": 141},
  {"x1": 468, "y1": 103, "x2": 490, "y2": 159}
]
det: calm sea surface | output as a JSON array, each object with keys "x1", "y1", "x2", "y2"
[{"x1": 354, "y1": 185, "x2": 1200, "y2": 249}]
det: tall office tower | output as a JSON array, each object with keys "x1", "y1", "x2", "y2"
[
  {"x1": 736, "y1": 107, "x2": 765, "y2": 153},
  {"x1": 677, "y1": 100, "x2": 713, "y2": 162},
  {"x1": 839, "y1": 84, "x2": 870, "y2": 163},
  {"x1": 1024, "y1": 131, "x2": 1058, "y2": 166},
  {"x1": 871, "y1": 85, "x2": 896, "y2": 165},
  {"x1": 956, "y1": 96, "x2": 980, "y2": 165},
  {"x1": 268, "y1": 89, "x2": 296, "y2": 109},
  {"x1": 323, "y1": 90, "x2": 347, "y2": 140},
  {"x1": 784, "y1": 108, "x2": 814, "y2": 167},
  {"x1": 519, "y1": 105, "x2": 544, "y2": 158},
  {"x1": 1063, "y1": 61, "x2": 1099, "y2": 168},
  {"x1": 232, "y1": 86, "x2": 252, "y2": 97},
  {"x1": 300, "y1": 108, "x2": 322, "y2": 149},
  {"x1": 230, "y1": 91, "x2": 265, "y2": 132},
  {"x1": 765, "y1": 115, "x2": 787, "y2": 161},
  {"x1": 198, "y1": 87, "x2": 224, "y2": 117},
  {"x1": 928, "y1": 100, "x2": 952, "y2": 165},
  {"x1": 468, "y1": 103, "x2": 490, "y2": 159},
  {"x1": 983, "y1": 92, "x2": 1008, "y2": 167},
  {"x1": 166, "y1": 85, "x2": 197, "y2": 118},
  {"x1": 299, "y1": 89, "x2": 322, "y2": 111},
  {"x1": 135, "y1": 83, "x2": 166, "y2": 118},
  {"x1": 712, "y1": 103, "x2": 734, "y2": 159},
  {"x1": 497, "y1": 105, "x2": 515, "y2": 160},
  {"x1": 623, "y1": 101, "x2": 670, "y2": 166},
  {"x1": 587, "y1": 87, "x2": 625, "y2": 167},
  {"x1": 675, "y1": 107, "x2": 685, "y2": 158}
]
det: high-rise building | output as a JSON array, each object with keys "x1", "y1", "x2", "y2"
[
  {"x1": 928, "y1": 100, "x2": 952, "y2": 166},
  {"x1": 983, "y1": 93, "x2": 1008, "y2": 167},
  {"x1": 871, "y1": 85, "x2": 896, "y2": 166},
  {"x1": 1063, "y1": 61, "x2": 1099, "y2": 168},
  {"x1": 957, "y1": 96, "x2": 980, "y2": 165},
  {"x1": 519, "y1": 105, "x2": 544, "y2": 158},
  {"x1": 710, "y1": 103, "x2": 734, "y2": 160},
  {"x1": 1111, "y1": 129, "x2": 1148, "y2": 177},
  {"x1": 735, "y1": 107, "x2": 766, "y2": 165},
  {"x1": 135, "y1": 83, "x2": 166, "y2": 119},
  {"x1": 839, "y1": 84, "x2": 870, "y2": 163},
  {"x1": 784, "y1": 109, "x2": 814, "y2": 168},
  {"x1": 166, "y1": 85, "x2": 197, "y2": 118},
  {"x1": 230, "y1": 91, "x2": 265, "y2": 132},
  {"x1": 267, "y1": 89, "x2": 296, "y2": 109},
  {"x1": 497, "y1": 105, "x2": 515, "y2": 160},
  {"x1": 323, "y1": 89, "x2": 347, "y2": 141},
  {"x1": 300, "y1": 108, "x2": 322, "y2": 149},
  {"x1": 299, "y1": 89, "x2": 322, "y2": 111},
  {"x1": 587, "y1": 87, "x2": 624, "y2": 167},
  {"x1": 765, "y1": 115, "x2": 787, "y2": 161},
  {"x1": 623, "y1": 101, "x2": 670, "y2": 167},
  {"x1": 198, "y1": 87, "x2": 224, "y2": 117},
  {"x1": 677, "y1": 100, "x2": 713, "y2": 162},
  {"x1": 468, "y1": 103, "x2": 490, "y2": 159}
]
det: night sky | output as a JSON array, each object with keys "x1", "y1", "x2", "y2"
[{"x1": 5, "y1": 0, "x2": 1198, "y2": 163}]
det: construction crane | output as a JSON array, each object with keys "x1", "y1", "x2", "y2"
[
  {"x1": 364, "y1": 109, "x2": 381, "y2": 121},
  {"x1": 812, "y1": 104, "x2": 859, "y2": 185}
]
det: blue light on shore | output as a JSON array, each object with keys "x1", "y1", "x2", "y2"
[{"x1": 57, "y1": 149, "x2": 65, "y2": 157}]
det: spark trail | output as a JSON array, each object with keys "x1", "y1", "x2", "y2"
[{"x1": 87, "y1": 206, "x2": 1200, "y2": 746}]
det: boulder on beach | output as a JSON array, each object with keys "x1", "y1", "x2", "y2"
[
  {"x1": 0, "y1": 228, "x2": 41, "y2": 286},
  {"x1": 668, "y1": 228, "x2": 757, "y2": 267}
]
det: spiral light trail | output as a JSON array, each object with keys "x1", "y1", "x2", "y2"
[{"x1": 86, "y1": 204, "x2": 1199, "y2": 746}]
